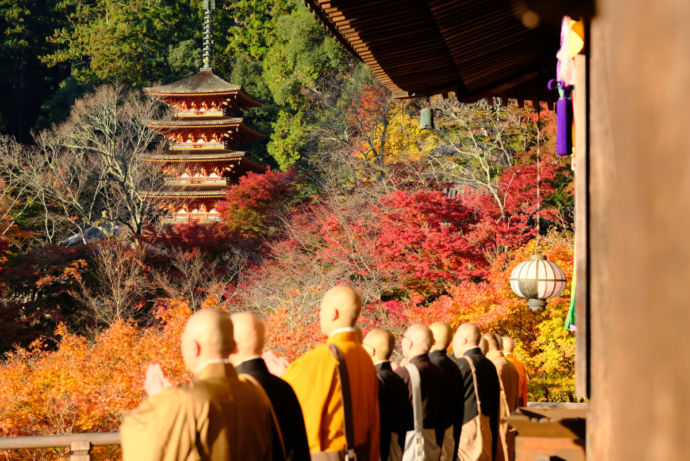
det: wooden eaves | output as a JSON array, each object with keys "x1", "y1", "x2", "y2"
[{"x1": 304, "y1": 0, "x2": 560, "y2": 103}]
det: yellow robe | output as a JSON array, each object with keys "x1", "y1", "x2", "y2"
[
  {"x1": 283, "y1": 331, "x2": 379, "y2": 460},
  {"x1": 121, "y1": 362, "x2": 276, "y2": 461}
]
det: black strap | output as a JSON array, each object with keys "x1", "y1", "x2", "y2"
[{"x1": 328, "y1": 344, "x2": 357, "y2": 460}]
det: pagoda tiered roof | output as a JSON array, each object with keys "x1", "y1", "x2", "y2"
[
  {"x1": 142, "y1": 190, "x2": 228, "y2": 199},
  {"x1": 148, "y1": 117, "x2": 243, "y2": 127},
  {"x1": 142, "y1": 150, "x2": 266, "y2": 172},
  {"x1": 146, "y1": 71, "x2": 261, "y2": 107},
  {"x1": 147, "y1": 118, "x2": 265, "y2": 145},
  {"x1": 141, "y1": 150, "x2": 245, "y2": 162},
  {"x1": 148, "y1": 118, "x2": 264, "y2": 137}
]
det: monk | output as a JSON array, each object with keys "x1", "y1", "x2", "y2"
[
  {"x1": 120, "y1": 309, "x2": 278, "y2": 461},
  {"x1": 502, "y1": 335, "x2": 528, "y2": 407},
  {"x1": 483, "y1": 333, "x2": 519, "y2": 461},
  {"x1": 484, "y1": 333, "x2": 519, "y2": 412},
  {"x1": 395, "y1": 324, "x2": 444, "y2": 451},
  {"x1": 282, "y1": 285, "x2": 379, "y2": 460},
  {"x1": 429, "y1": 322, "x2": 465, "y2": 461},
  {"x1": 230, "y1": 312, "x2": 310, "y2": 461},
  {"x1": 453, "y1": 323, "x2": 500, "y2": 461},
  {"x1": 363, "y1": 328, "x2": 412, "y2": 461}
]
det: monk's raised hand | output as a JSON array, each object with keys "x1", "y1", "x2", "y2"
[
  {"x1": 262, "y1": 350, "x2": 289, "y2": 377},
  {"x1": 144, "y1": 363, "x2": 172, "y2": 397}
]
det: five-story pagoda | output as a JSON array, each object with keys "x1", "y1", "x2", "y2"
[{"x1": 143, "y1": 0, "x2": 265, "y2": 224}]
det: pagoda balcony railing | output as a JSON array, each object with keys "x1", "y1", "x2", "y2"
[
  {"x1": 0, "y1": 432, "x2": 120, "y2": 461},
  {"x1": 163, "y1": 213, "x2": 223, "y2": 224},
  {"x1": 174, "y1": 109, "x2": 225, "y2": 117},
  {"x1": 171, "y1": 142, "x2": 225, "y2": 150},
  {"x1": 165, "y1": 178, "x2": 229, "y2": 186}
]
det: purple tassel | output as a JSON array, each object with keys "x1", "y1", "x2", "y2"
[{"x1": 548, "y1": 80, "x2": 573, "y2": 156}]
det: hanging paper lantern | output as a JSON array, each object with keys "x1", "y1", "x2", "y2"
[{"x1": 510, "y1": 254, "x2": 567, "y2": 311}]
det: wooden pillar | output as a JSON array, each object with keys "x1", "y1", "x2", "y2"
[
  {"x1": 573, "y1": 51, "x2": 590, "y2": 400},
  {"x1": 70, "y1": 440, "x2": 91, "y2": 461},
  {"x1": 587, "y1": 0, "x2": 690, "y2": 459},
  {"x1": 586, "y1": 12, "x2": 616, "y2": 459}
]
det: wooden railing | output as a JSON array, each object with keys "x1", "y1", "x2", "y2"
[{"x1": 0, "y1": 432, "x2": 120, "y2": 461}]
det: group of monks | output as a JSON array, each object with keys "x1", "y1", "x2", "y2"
[{"x1": 120, "y1": 285, "x2": 528, "y2": 461}]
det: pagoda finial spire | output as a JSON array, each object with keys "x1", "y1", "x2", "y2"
[{"x1": 201, "y1": 0, "x2": 215, "y2": 71}]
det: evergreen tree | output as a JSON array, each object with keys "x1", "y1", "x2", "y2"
[{"x1": 0, "y1": 0, "x2": 68, "y2": 140}]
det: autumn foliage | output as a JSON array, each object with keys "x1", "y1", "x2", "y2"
[{"x1": 0, "y1": 89, "x2": 576, "y2": 460}]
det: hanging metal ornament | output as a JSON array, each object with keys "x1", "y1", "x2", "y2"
[
  {"x1": 419, "y1": 97, "x2": 433, "y2": 131},
  {"x1": 419, "y1": 107, "x2": 433, "y2": 130},
  {"x1": 509, "y1": 103, "x2": 568, "y2": 311}
]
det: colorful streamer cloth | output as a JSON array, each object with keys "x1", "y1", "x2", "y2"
[
  {"x1": 557, "y1": 17, "x2": 585, "y2": 86},
  {"x1": 565, "y1": 267, "x2": 576, "y2": 331}
]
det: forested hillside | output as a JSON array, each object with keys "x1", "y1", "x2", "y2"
[{"x1": 0, "y1": 0, "x2": 576, "y2": 451}]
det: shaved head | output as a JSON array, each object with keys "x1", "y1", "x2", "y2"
[
  {"x1": 363, "y1": 329, "x2": 394, "y2": 362},
  {"x1": 181, "y1": 309, "x2": 235, "y2": 374},
  {"x1": 229, "y1": 312, "x2": 265, "y2": 366},
  {"x1": 402, "y1": 323, "x2": 434, "y2": 359},
  {"x1": 452, "y1": 322, "x2": 481, "y2": 356},
  {"x1": 503, "y1": 335, "x2": 515, "y2": 353},
  {"x1": 483, "y1": 333, "x2": 500, "y2": 352},
  {"x1": 319, "y1": 285, "x2": 362, "y2": 335},
  {"x1": 479, "y1": 337, "x2": 489, "y2": 355},
  {"x1": 429, "y1": 322, "x2": 453, "y2": 351}
]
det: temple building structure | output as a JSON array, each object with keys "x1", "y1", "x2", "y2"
[
  {"x1": 142, "y1": 0, "x2": 264, "y2": 224},
  {"x1": 143, "y1": 71, "x2": 265, "y2": 224}
]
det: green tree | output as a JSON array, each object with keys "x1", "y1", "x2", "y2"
[
  {"x1": 0, "y1": 0, "x2": 68, "y2": 140},
  {"x1": 42, "y1": 0, "x2": 201, "y2": 86},
  {"x1": 167, "y1": 39, "x2": 202, "y2": 76},
  {"x1": 262, "y1": 5, "x2": 346, "y2": 108},
  {"x1": 267, "y1": 110, "x2": 308, "y2": 170},
  {"x1": 222, "y1": 0, "x2": 293, "y2": 60},
  {"x1": 260, "y1": 3, "x2": 349, "y2": 169}
]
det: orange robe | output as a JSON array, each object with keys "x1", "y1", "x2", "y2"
[
  {"x1": 505, "y1": 353, "x2": 528, "y2": 407},
  {"x1": 283, "y1": 330, "x2": 379, "y2": 460}
]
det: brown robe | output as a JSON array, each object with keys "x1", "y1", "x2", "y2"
[
  {"x1": 121, "y1": 362, "x2": 276, "y2": 461},
  {"x1": 485, "y1": 351, "x2": 519, "y2": 461}
]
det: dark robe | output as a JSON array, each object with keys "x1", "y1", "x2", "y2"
[
  {"x1": 454, "y1": 347, "x2": 501, "y2": 460},
  {"x1": 237, "y1": 358, "x2": 311, "y2": 461},
  {"x1": 376, "y1": 361, "x2": 413, "y2": 460},
  {"x1": 429, "y1": 349, "x2": 465, "y2": 455},
  {"x1": 395, "y1": 353, "x2": 444, "y2": 437}
]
